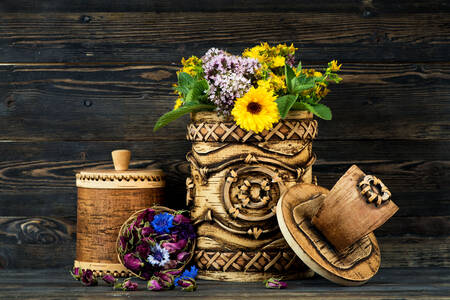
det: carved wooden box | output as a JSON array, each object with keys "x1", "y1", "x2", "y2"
[{"x1": 186, "y1": 111, "x2": 317, "y2": 281}]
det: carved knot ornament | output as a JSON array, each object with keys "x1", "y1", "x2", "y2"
[
  {"x1": 358, "y1": 175, "x2": 391, "y2": 207},
  {"x1": 223, "y1": 166, "x2": 287, "y2": 223}
]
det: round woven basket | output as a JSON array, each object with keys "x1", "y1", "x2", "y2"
[{"x1": 116, "y1": 206, "x2": 196, "y2": 279}]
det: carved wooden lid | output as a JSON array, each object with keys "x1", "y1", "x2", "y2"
[{"x1": 76, "y1": 150, "x2": 165, "y2": 189}]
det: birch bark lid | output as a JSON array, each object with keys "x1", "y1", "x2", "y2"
[
  {"x1": 276, "y1": 183, "x2": 382, "y2": 286},
  {"x1": 76, "y1": 149, "x2": 165, "y2": 189}
]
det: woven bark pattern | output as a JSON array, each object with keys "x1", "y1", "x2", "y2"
[
  {"x1": 195, "y1": 250, "x2": 307, "y2": 272},
  {"x1": 186, "y1": 119, "x2": 318, "y2": 142}
]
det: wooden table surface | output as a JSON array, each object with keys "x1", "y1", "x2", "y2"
[{"x1": 0, "y1": 268, "x2": 448, "y2": 299}]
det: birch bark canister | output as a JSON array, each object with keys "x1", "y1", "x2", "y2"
[
  {"x1": 74, "y1": 150, "x2": 165, "y2": 277},
  {"x1": 186, "y1": 111, "x2": 318, "y2": 281}
]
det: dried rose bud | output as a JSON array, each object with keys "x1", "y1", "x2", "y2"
[
  {"x1": 173, "y1": 214, "x2": 191, "y2": 224},
  {"x1": 81, "y1": 269, "x2": 98, "y2": 286},
  {"x1": 114, "y1": 278, "x2": 138, "y2": 291},
  {"x1": 161, "y1": 239, "x2": 187, "y2": 253},
  {"x1": 147, "y1": 278, "x2": 163, "y2": 291},
  {"x1": 177, "y1": 278, "x2": 197, "y2": 292},
  {"x1": 141, "y1": 226, "x2": 155, "y2": 236},
  {"x1": 264, "y1": 277, "x2": 287, "y2": 289},
  {"x1": 154, "y1": 272, "x2": 174, "y2": 289},
  {"x1": 163, "y1": 269, "x2": 182, "y2": 276},
  {"x1": 70, "y1": 267, "x2": 81, "y2": 281},
  {"x1": 122, "y1": 278, "x2": 138, "y2": 291},
  {"x1": 123, "y1": 253, "x2": 143, "y2": 271},
  {"x1": 177, "y1": 251, "x2": 190, "y2": 262},
  {"x1": 102, "y1": 274, "x2": 116, "y2": 286}
]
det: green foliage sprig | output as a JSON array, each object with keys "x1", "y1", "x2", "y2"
[{"x1": 153, "y1": 72, "x2": 214, "y2": 131}]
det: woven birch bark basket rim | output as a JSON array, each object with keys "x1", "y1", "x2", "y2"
[{"x1": 116, "y1": 206, "x2": 196, "y2": 279}]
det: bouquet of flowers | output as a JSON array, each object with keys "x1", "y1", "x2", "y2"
[
  {"x1": 154, "y1": 42, "x2": 342, "y2": 133},
  {"x1": 117, "y1": 207, "x2": 196, "y2": 281}
]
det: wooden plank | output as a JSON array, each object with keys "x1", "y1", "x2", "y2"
[
  {"x1": 0, "y1": 140, "x2": 448, "y2": 162},
  {"x1": 0, "y1": 215, "x2": 448, "y2": 268},
  {"x1": 0, "y1": 268, "x2": 448, "y2": 299},
  {"x1": 1, "y1": 63, "x2": 449, "y2": 141},
  {"x1": 0, "y1": 158, "x2": 448, "y2": 216},
  {"x1": 0, "y1": 12, "x2": 449, "y2": 63},
  {"x1": 1, "y1": 0, "x2": 449, "y2": 13}
]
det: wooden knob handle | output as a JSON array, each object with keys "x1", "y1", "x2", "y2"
[{"x1": 111, "y1": 150, "x2": 131, "y2": 171}]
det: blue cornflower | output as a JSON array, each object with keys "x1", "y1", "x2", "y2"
[
  {"x1": 147, "y1": 244, "x2": 170, "y2": 267},
  {"x1": 175, "y1": 266, "x2": 198, "y2": 286},
  {"x1": 151, "y1": 212, "x2": 174, "y2": 234}
]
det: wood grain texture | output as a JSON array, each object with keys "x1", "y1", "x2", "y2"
[
  {"x1": 0, "y1": 159, "x2": 447, "y2": 217},
  {"x1": 1, "y1": 0, "x2": 449, "y2": 13},
  {"x1": 0, "y1": 13, "x2": 449, "y2": 63},
  {"x1": 1, "y1": 63, "x2": 449, "y2": 141},
  {"x1": 0, "y1": 215, "x2": 448, "y2": 269},
  {"x1": 0, "y1": 268, "x2": 449, "y2": 300}
]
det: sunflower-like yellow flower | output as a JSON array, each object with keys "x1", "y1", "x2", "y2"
[
  {"x1": 329, "y1": 60, "x2": 342, "y2": 72},
  {"x1": 231, "y1": 86, "x2": 280, "y2": 133},
  {"x1": 173, "y1": 98, "x2": 183, "y2": 110}
]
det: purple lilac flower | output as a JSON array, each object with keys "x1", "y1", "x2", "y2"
[
  {"x1": 81, "y1": 269, "x2": 98, "y2": 286},
  {"x1": 264, "y1": 277, "x2": 288, "y2": 289},
  {"x1": 175, "y1": 265, "x2": 198, "y2": 286},
  {"x1": 151, "y1": 212, "x2": 174, "y2": 234},
  {"x1": 286, "y1": 54, "x2": 295, "y2": 67},
  {"x1": 202, "y1": 48, "x2": 260, "y2": 115},
  {"x1": 147, "y1": 244, "x2": 170, "y2": 267},
  {"x1": 123, "y1": 253, "x2": 143, "y2": 271},
  {"x1": 102, "y1": 274, "x2": 116, "y2": 286}
]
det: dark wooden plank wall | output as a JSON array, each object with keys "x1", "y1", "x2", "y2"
[{"x1": 0, "y1": 1, "x2": 449, "y2": 269}]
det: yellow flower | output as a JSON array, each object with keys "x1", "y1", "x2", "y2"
[
  {"x1": 177, "y1": 56, "x2": 202, "y2": 76},
  {"x1": 257, "y1": 80, "x2": 273, "y2": 92},
  {"x1": 329, "y1": 60, "x2": 342, "y2": 72},
  {"x1": 272, "y1": 56, "x2": 285, "y2": 68},
  {"x1": 314, "y1": 71, "x2": 323, "y2": 77},
  {"x1": 314, "y1": 82, "x2": 329, "y2": 98},
  {"x1": 269, "y1": 74, "x2": 286, "y2": 92},
  {"x1": 232, "y1": 87, "x2": 280, "y2": 133},
  {"x1": 173, "y1": 98, "x2": 183, "y2": 110}
]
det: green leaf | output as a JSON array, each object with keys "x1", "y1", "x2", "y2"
[
  {"x1": 153, "y1": 103, "x2": 215, "y2": 131},
  {"x1": 284, "y1": 64, "x2": 296, "y2": 93},
  {"x1": 297, "y1": 61, "x2": 302, "y2": 72},
  {"x1": 185, "y1": 79, "x2": 209, "y2": 104},
  {"x1": 291, "y1": 76, "x2": 316, "y2": 94},
  {"x1": 302, "y1": 102, "x2": 332, "y2": 120},
  {"x1": 291, "y1": 102, "x2": 308, "y2": 110},
  {"x1": 178, "y1": 72, "x2": 194, "y2": 88},
  {"x1": 276, "y1": 95, "x2": 298, "y2": 118}
]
